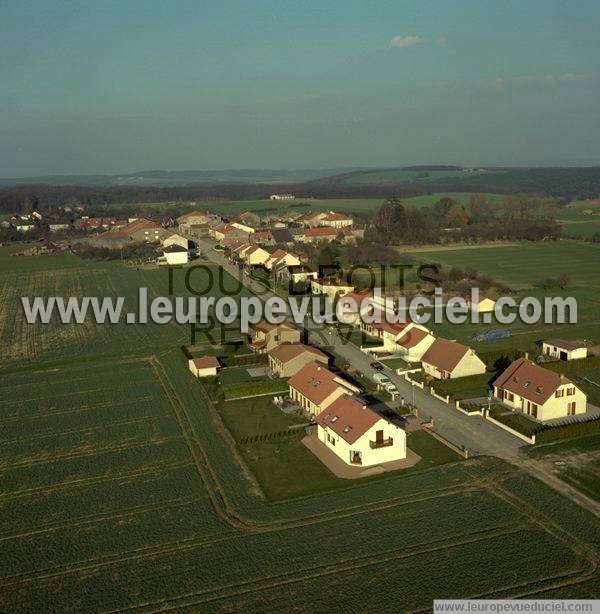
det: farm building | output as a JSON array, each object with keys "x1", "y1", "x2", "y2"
[
  {"x1": 296, "y1": 226, "x2": 339, "y2": 243},
  {"x1": 248, "y1": 320, "x2": 300, "y2": 353},
  {"x1": 161, "y1": 244, "x2": 189, "y2": 265},
  {"x1": 288, "y1": 361, "x2": 360, "y2": 417},
  {"x1": 541, "y1": 339, "x2": 588, "y2": 361},
  {"x1": 493, "y1": 358, "x2": 587, "y2": 421},
  {"x1": 269, "y1": 193, "x2": 295, "y2": 200},
  {"x1": 177, "y1": 211, "x2": 214, "y2": 234},
  {"x1": 317, "y1": 211, "x2": 354, "y2": 229},
  {"x1": 421, "y1": 338, "x2": 486, "y2": 380},
  {"x1": 315, "y1": 395, "x2": 407, "y2": 467},
  {"x1": 268, "y1": 342, "x2": 329, "y2": 377},
  {"x1": 188, "y1": 356, "x2": 220, "y2": 378}
]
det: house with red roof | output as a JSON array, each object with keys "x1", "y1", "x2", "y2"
[
  {"x1": 315, "y1": 394, "x2": 406, "y2": 466},
  {"x1": 360, "y1": 318, "x2": 433, "y2": 358},
  {"x1": 288, "y1": 361, "x2": 360, "y2": 416},
  {"x1": 268, "y1": 342, "x2": 329, "y2": 377},
  {"x1": 188, "y1": 356, "x2": 220, "y2": 378},
  {"x1": 296, "y1": 226, "x2": 339, "y2": 243},
  {"x1": 493, "y1": 358, "x2": 587, "y2": 421},
  {"x1": 421, "y1": 338, "x2": 486, "y2": 380},
  {"x1": 248, "y1": 320, "x2": 300, "y2": 353},
  {"x1": 264, "y1": 249, "x2": 301, "y2": 271}
]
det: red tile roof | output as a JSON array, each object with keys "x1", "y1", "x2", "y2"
[
  {"x1": 421, "y1": 337, "x2": 472, "y2": 373},
  {"x1": 288, "y1": 361, "x2": 352, "y2": 406},
  {"x1": 268, "y1": 342, "x2": 328, "y2": 365},
  {"x1": 493, "y1": 358, "x2": 573, "y2": 404},
  {"x1": 191, "y1": 356, "x2": 220, "y2": 369},
  {"x1": 316, "y1": 395, "x2": 381, "y2": 444},
  {"x1": 304, "y1": 226, "x2": 338, "y2": 237},
  {"x1": 395, "y1": 327, "x2": 430, "y2": 349}
]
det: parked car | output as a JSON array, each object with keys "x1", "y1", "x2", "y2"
[
  {"x1": 373, "y1": 373, "x2": 391, "y2": 385},
  {"x1": 386, "y1": 383, "x2": 398, "y2": 395},
  {"x1": 370, "y1": 361, "x2": 385, "y2": 371}
]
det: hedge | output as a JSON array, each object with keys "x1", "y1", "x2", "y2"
[
  {"x1": 222, "y1": 379, "x2": 289, "y2": 400},
  {"x1": 535, "y1": 417, "x2": 600, "y2": 444}
]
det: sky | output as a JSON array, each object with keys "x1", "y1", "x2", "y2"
[{"x1": 1, "y1": 0, "x2": 599, "y2": 176}]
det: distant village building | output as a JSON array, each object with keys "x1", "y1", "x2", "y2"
[
  {"x1": 269, "y1": 193, "x2": 295, "y2": 201},
  {"x1": 467, "y1": 295, "x2": 496, "y2": 313}
]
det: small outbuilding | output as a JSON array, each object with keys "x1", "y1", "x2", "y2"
[
  {"x1": 188, "y1": 356, "x2": 220, "y2": 378},
  {"x1": 541, "y1": 339, "x2": 588, "y2": 361}
]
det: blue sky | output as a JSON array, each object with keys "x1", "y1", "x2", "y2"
[{"x1": 1, "y1": 0, "x2": 599, "y2": 175}]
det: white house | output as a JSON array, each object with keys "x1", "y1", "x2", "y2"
[
  {"x1": 161, "y1": 245, "x2": 189, "y2": 265},
  {"x1": 264, "y1": 249, "x2": 301, "y2": 271},
  {"x1": 421, "y1": 337, "x2": 486, "y2": 379},
  {"x1": 162, "y1": 232, "x2": 190, "y2": 250},
  {"x1": 316, "y1": 394, "x2": 407, "y2": 467},
  {"x1": 493, "y1": 358, "x2": 587, "y2": 421},
  {"x1": 310, "y1": 278, "x2": 355, "y2": 301},
  {"x1": 541, "y1": 339, "x2": 588, "y2": 361}
]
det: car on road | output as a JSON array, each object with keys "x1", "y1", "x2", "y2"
[
  {"x1": 373, "y1": 373, "x2": 391, "y2": 385},
  {"x1": 386, "y1": 383, "x2": 399, "y2": 395},
  {"x1": 370, "y1": 361, "x2": 385, "y2": 371}
]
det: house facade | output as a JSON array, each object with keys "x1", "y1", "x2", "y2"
[
  {"x1": 493, "y1": 358, "x2": 587, "y2": 421},
  {"x1": 310, "y1": 278, "x2": 355, "y2": 301},
  {"x1": 249, "y1": 321, "x2": 300, "y2": 353},
  {"x1": 268, "y1": 343, "x2": 329, "y2": 377},
  {"x1": 288, "y1": 361, "x2": 361, "y2": 417},
  {"x1": 421, "y1": 337, "x2": 486, "y2": 379},
  {"x1": 316, "y1": 395, "x2": 407, "y2": 467}
]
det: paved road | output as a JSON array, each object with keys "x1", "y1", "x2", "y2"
[
  {"x1": 194, "y1": 238, "x2": 523, "y2": 458},
  {"x1": 188, "y1": 237, "x2": 600, "y2": 518}
]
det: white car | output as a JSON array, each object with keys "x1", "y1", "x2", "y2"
[
  {"x1": 373, "y1": 373, "x2": 391, "y2": 385},
  {"x1": 385, "y1": 383, "x2": 398, "y2": 394}
]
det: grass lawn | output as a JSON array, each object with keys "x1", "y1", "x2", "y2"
[
  {"x1": 406, "y1": 430, "x2": 464, "y2": 468},
  {"x1": 338, "y1": 326, "x2": 382, "y2": 349},
  {"x1": 433, "y1": 372, "x2": 496, "y2": 400},
  {"x1": 218, "y1": 365, "x2": 265, "y2": 385},
  {"x1": 216, "y1": 395, "x2": 306, "y2": 442},
  {"x1": 379, "y1": 356, "x2": 420, "y2": 371}
]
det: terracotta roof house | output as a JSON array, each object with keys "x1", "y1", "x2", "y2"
[
  {"x1": 359, "y1": 317, "x2": 432, "y2": 358},
  {"x1": 315, "y1": 395, "x2": 407, "y2": 466},
  {"x1": 298, "y1": 211, "x2": 328, "y2": 227},
  {"x1": 421, "y1": 338, "x2": 486, "y2": 380},
  {"x1": 493, "y1": 358, "x2": 587, "y2": 421},
  {"x1": 248, "y1": 320, "x2": 300, "y2": 353},
  {"x1": 541, "y1": 339, "x2": 588, "y2": 361},
  {"x1": 296, "y1": 226, "x2": 339, "y2": 243},
  {"x1": 317, "y1": 211, "x2": 354, "y2": 229},
  {"x1": 394, "y1": 328, "x2": 436, "y2": 362},
  {"x1": 268, "y1": 342, "x2": 329, "y2": 377},
  {"x1": 265, "y1": 249, "x2": 301, "y2": 271},
  {"x1": 188, "y1": 356, "x2": 220, "y2": 378},
  {"x1": 288, "y1": 361, "x2": 360, "y2": 417}
]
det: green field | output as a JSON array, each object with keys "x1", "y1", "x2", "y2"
[
  {"x1": 2, "y1": 247, "x2": 600, "y2": 609},
  {"x1": 330, "y1": 168, "x2": 502, "y2": 185},
  {"x1": 410, "y1": 242, "x2": 600, "y2": 358}
]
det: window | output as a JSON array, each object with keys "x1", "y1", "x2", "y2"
[
  {"x1": 568, "y1": 402, "x2": 576, "y2": 415},
  {"x1": 555, "y1": 389, "x2": 564, "y2": 398},
  {"x1": 567, "y1": 387, "x2": 575, "y2": 396}
]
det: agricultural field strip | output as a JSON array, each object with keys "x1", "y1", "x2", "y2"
[
  {"x1": 0, "y1": 435, "x2": 181, "y2": 471},
  {"x1": 119, "y1": 471, "x2": 599, "y2": 612},
  {"x1": 0, "y1": 499, "x2": 532, "y2": 593},
  {"x1": 0, "y1": 415, "x2": 158, "y2": 446},
  {"x1": 0, "y1": 394, "x2": 158, "y2": 425},
  {"x1": 0, "y1": 494, "x2": 205, "y2": 544},
  {"x1": 114, "y1": 527, "x2": 582, "y2": 613},
  {"x1": 0, "y1": 459, "x2": 193, "y2": 502}
]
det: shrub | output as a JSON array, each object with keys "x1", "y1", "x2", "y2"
[
  {"x1": 222, "y1": 379, "x2": 289, "y2": 400},
  {"x1": 535, "y1": 417, "x2": 600, "y2": 444}
]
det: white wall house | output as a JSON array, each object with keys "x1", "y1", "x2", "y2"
[
  {"x1": 493, "y1": 358, "x2": 587, "y2": 421},
  {"x1": 421, "y1": 337, "x2": 486, "y2": 379},
  {"x1": 161, "y1": 245, "x2": 189, "y2": 265},
  {"x1": 316, "y1": 395, "x2": 407, "y2": 467},
  {"x1": 541, "y1": 339, "x2": 588, "y2": 361}
]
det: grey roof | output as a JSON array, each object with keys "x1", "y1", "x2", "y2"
[
  {"x1": 163, "y1": 244, "x2": 188, "y2": 253},
  {"x1": 269, "y1": 228, "x2": 294, "y2": 243}
]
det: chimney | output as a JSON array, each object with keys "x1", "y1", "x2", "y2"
[{"x1": 524, "y1": 352, "x2": 529, "y2": 360}]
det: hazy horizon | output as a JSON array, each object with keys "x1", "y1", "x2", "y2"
[{"x1": 2, "y1": 0, "x2": 599, "y2": 177}]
